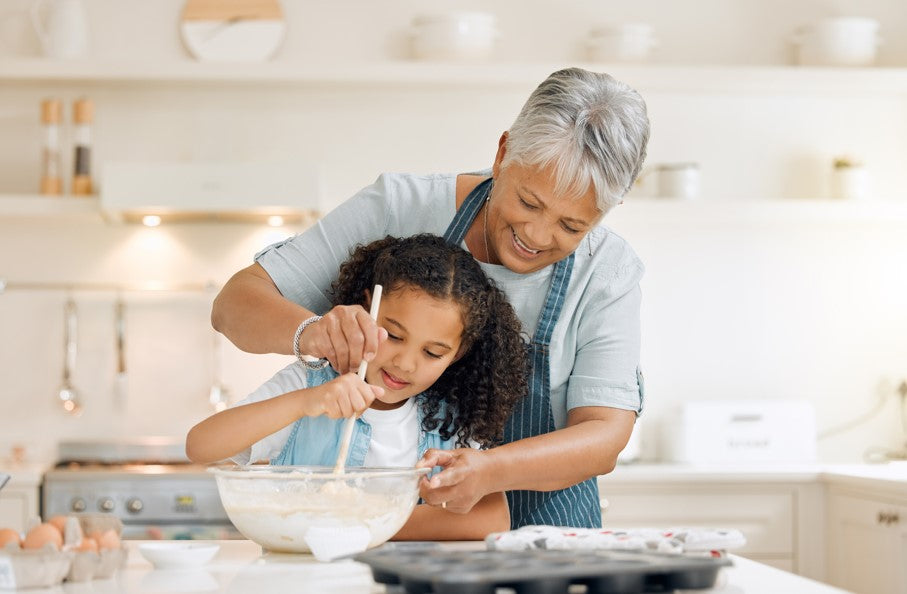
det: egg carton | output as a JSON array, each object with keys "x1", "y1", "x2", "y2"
[
  {"x1": 0, "y1": 514, "x2": 126, "y2": 589},
  {"x1": 0, "y1": 545, "x2": 73, "y2": 590},
  {"x1": 354, "y1": 544, "x2": 731, "y2": 594}
]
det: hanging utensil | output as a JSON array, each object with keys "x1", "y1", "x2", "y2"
[
  {"x1": 333, "y1": 284, "x2": 382, "y2": 474},
  {"x1": 113, "y1": 295, "x2": 127, "y2": 411},
  {"x1": 58, "y1": 297, "x2": 82, "y2": 416},
  {"x1": 209, "y1": 331, "x2": 230, "y2": 412},
  {"x1": 0, "y1": 472, "x2": 9, "y2": 491}
]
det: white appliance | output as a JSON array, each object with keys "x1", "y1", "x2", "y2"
[
  {"x1": 100, "y1": 161, "x2": 322, "y2": 224},
  {"x1": 664, "y1": 400, "x2": 817, "y2": 464}
]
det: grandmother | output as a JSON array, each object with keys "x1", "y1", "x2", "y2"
[{"x1": 212, "y1": 67, "x2": 650, "y2": 529}]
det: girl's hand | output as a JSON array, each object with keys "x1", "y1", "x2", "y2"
[
  {"x1": 303, "y1": 373, "x2": 384, "y2": 419},
  {"x1": 299, "y1": 305, "x2": 388, "y2": 374},
  {"x1": 416, "y1": 448, "x2": 492, "y2": 514}
]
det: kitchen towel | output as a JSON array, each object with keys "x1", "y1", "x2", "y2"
[{"x1": 485, "y1": 525, "x2": 746, "y2": 555}]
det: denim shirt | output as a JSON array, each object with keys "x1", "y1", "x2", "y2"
[{"x1": 272, "y1": 366, "x2": 459, "y2": 467}]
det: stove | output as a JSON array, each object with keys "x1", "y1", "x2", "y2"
[{"x1": 42, "y1": 438, "x2": 243, "y2": 540}]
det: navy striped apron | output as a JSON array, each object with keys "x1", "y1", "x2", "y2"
[{"x1": 444, "y1": 177, "x2": 602, "y2": 528}]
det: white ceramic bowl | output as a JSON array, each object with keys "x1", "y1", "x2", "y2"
[
  {"x1": 410, "y1": 12, "x2": 498, "y2": 61},
  {"x1": 793, "y1": 17, "x2": 880, "y2": 67},
  {"x1": 138, "y1": 542, "x2": 220, "y2": 569},
  {"x1": 211, "y1": 466, "x2": 430, "y2": 559},
  {"x1": 587, "y1": 23, "x2": 656, "y2": 63}
]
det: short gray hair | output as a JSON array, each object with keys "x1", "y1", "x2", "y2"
[{"x1": 503, "y1": 67, "x2": 650, "y2": 214}]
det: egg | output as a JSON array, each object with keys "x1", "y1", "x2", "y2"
[
  {"x1": 90, "y1": 529, "x2": 121, "y2": 551},
  {"x1": 23, "y1": 523, "x2": 63, "y2": 550},
  {"x1": 75, "y1": 536, "x2": 98, "y2": 552},
  {"x1": 46, "y1": 515, "x2": 68, "y2": 535},
  {"x1": 0, "y1": 528, "x2": 22, "y2": 549}
]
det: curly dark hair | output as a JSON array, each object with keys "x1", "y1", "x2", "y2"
[{"x1": 329, "y1": 234, "x2": 528, "y2": 448}]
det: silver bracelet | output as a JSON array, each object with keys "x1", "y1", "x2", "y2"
[{"x1": 293, "y1": 315, "x2": 329, "y2": 370}]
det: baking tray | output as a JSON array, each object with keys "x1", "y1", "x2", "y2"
[{"x1": 355, "y1": 544, "x2": 731, "y2": 593}]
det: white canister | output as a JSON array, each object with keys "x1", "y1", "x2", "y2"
[
  {"x1": 410, "y1": 12, "x2": 498, "y2": 61},
  {"x1": 29, "y1": 0, "x2": 90, "y2": 59},
  {"x1": 586, "y1": 23, "x2": 656, "y2": 63},
  {"x1": 793, "y1": 17, "x2": 881, "y2": 67},
  {"x1": 656, "y1": 163, "x2": 700, "y2": 199},
  {"x1": 830, "y1": 162, "x2": 870, "y2": 200}
]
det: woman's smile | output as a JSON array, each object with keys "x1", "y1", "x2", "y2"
[{"x1": 510, "y1": 228, "x2": 542, "y2": 258}]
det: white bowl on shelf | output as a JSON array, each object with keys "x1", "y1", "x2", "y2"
[
  {"x1": 793, "y1": 17, "x2": 881, "y2": 66},
  {"x1": 586, "y1": 23, "x2": 656, "y2": 63},
  {"x1": 410, "y1": 12, "x2": 499, "y2": 61}
]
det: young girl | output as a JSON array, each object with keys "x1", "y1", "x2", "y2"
[{"x1": 186, "y1": 234, "x2": 528, "y2": 539}]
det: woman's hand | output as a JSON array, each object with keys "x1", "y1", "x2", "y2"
[
  {"x1": 303, "y1": 373, "x2": 384, "y2": 419},
  {"x1": 416, "y1": 448, "x2": 495, "y2": 514},
  {"x1": 298, "y1": 304, "x2": 388, "y2": 374}
]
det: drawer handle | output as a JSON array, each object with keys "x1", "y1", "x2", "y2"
[{"x1": 877, "y1": 511, "x2": 900, "y2": 526}]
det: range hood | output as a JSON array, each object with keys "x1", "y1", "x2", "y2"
[{"x1": 99, "y1": 161, "x2": 322, "y2": 224}]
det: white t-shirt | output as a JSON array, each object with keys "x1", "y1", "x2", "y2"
[{"x1": 360, "y1": 399, "x2": 419, "y2": 467}]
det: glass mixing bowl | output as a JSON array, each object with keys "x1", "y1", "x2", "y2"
[{"x1": 210, "y1": 465, "x2": 430, "y2": 558}]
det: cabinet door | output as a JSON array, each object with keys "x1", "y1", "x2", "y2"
[
  {"x1": 0, "y1": 487, "x2": 38, "y2": 533},
  {"x1": 827, "y1": 493, "x2": 907, "y2": 594},
  {"x1": 602, "y1": 489, "x2": 794, "y2": 556}
]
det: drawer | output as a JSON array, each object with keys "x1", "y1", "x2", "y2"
[
  {"x1": 0, "y1": 488, "x2": 34, "y2": 533},
  {"x1": 601, "y1": 491, "x2": 794, "y2": 555}
]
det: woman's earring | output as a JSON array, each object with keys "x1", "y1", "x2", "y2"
[{"x1": 587, "y1": 235, "x2": 593, "y2": 256}]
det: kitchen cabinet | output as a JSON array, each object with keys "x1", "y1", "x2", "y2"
[
  {"x1": 598, "y1": 470, "x2": 826, "y2": 579},
  {"x1": 826, "y1": 485, "x2": 907, "y2": 594},
  {"x1": 0, "y1": 485, "x2": 39, "y2": 534}
]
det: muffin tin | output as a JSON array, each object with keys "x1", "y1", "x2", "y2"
[{"x1": 354, "y1": 545, "x2": 731, "y2": 594}]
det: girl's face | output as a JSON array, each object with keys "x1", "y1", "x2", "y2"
[
  {"x1": 489, "y1": 135, "x2": 602, "y2": 274},
  {"x1": 365, "y1": 287, "x2": 464, "y2": 410}
]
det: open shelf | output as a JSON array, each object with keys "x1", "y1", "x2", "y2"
[
  {"x1": 3, "y1": 193, "x2": 906, "y2": 224},
  {"x1": 0, "y1": 194, "x2": 100, "y2": 218},
  {"x1": 5, "y1": 59, "x2": 907, "y2": 94},
  {"x1": 608, "y1": 197, "x2": 907, "y2": 225}
]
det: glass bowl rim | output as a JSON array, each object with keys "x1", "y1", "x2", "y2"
[{"x1": 208, "y1": 464, "x2": 432, "y2": 480}]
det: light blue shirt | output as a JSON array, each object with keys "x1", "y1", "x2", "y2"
[
  {"x1": 231, "y1": 363, "x2": 460, "y2": 467},
  {"x1": 273, "y1": 366, "x2": 458, "y2": 466},
  {"x1": 256, "y1": 172, "x2": 645, "y2": 428}
]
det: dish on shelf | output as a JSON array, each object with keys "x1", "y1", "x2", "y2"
[{"x1": 137, "y1": 542, "x2": 220, "y2": 569}]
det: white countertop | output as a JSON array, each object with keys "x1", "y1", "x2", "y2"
[{"x1": 7, "y1": 540, "x2": 850, "y2": 594}]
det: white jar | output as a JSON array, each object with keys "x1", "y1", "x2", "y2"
[
  {"x1": 830, "y1": 164, "x2": 869, "y2": 200},
  {"x1": 656, "y1": 163, "x2": 700, "y2": 199},
  {"x1": 793, "y1": 17, "x2": 881, "y2": 67},
  {"x1": 586, "y1": 23, "x2": 656, "y2": 63},
  {"x1": 410, "y1": 12, "x2": 498, "y2": 61}
]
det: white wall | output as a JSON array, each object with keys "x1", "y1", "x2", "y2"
[{"x1": 1, "y1": 0, "x2": 906, "y2": 464}]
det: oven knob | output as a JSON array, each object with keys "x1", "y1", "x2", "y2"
[
  {"x1": 126, "y1": 498, "x2": 143, "y2": 514},
  {"x1": 70, "y1": 497, "x2": 87, "y2": 512},
  {"x1": 98, "y1": 497, "x2": 115, "y2": 512}
]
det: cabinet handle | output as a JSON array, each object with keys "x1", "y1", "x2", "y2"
[{"x1": 877, "y1": 511, "x2": 901, "y2": 526}]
